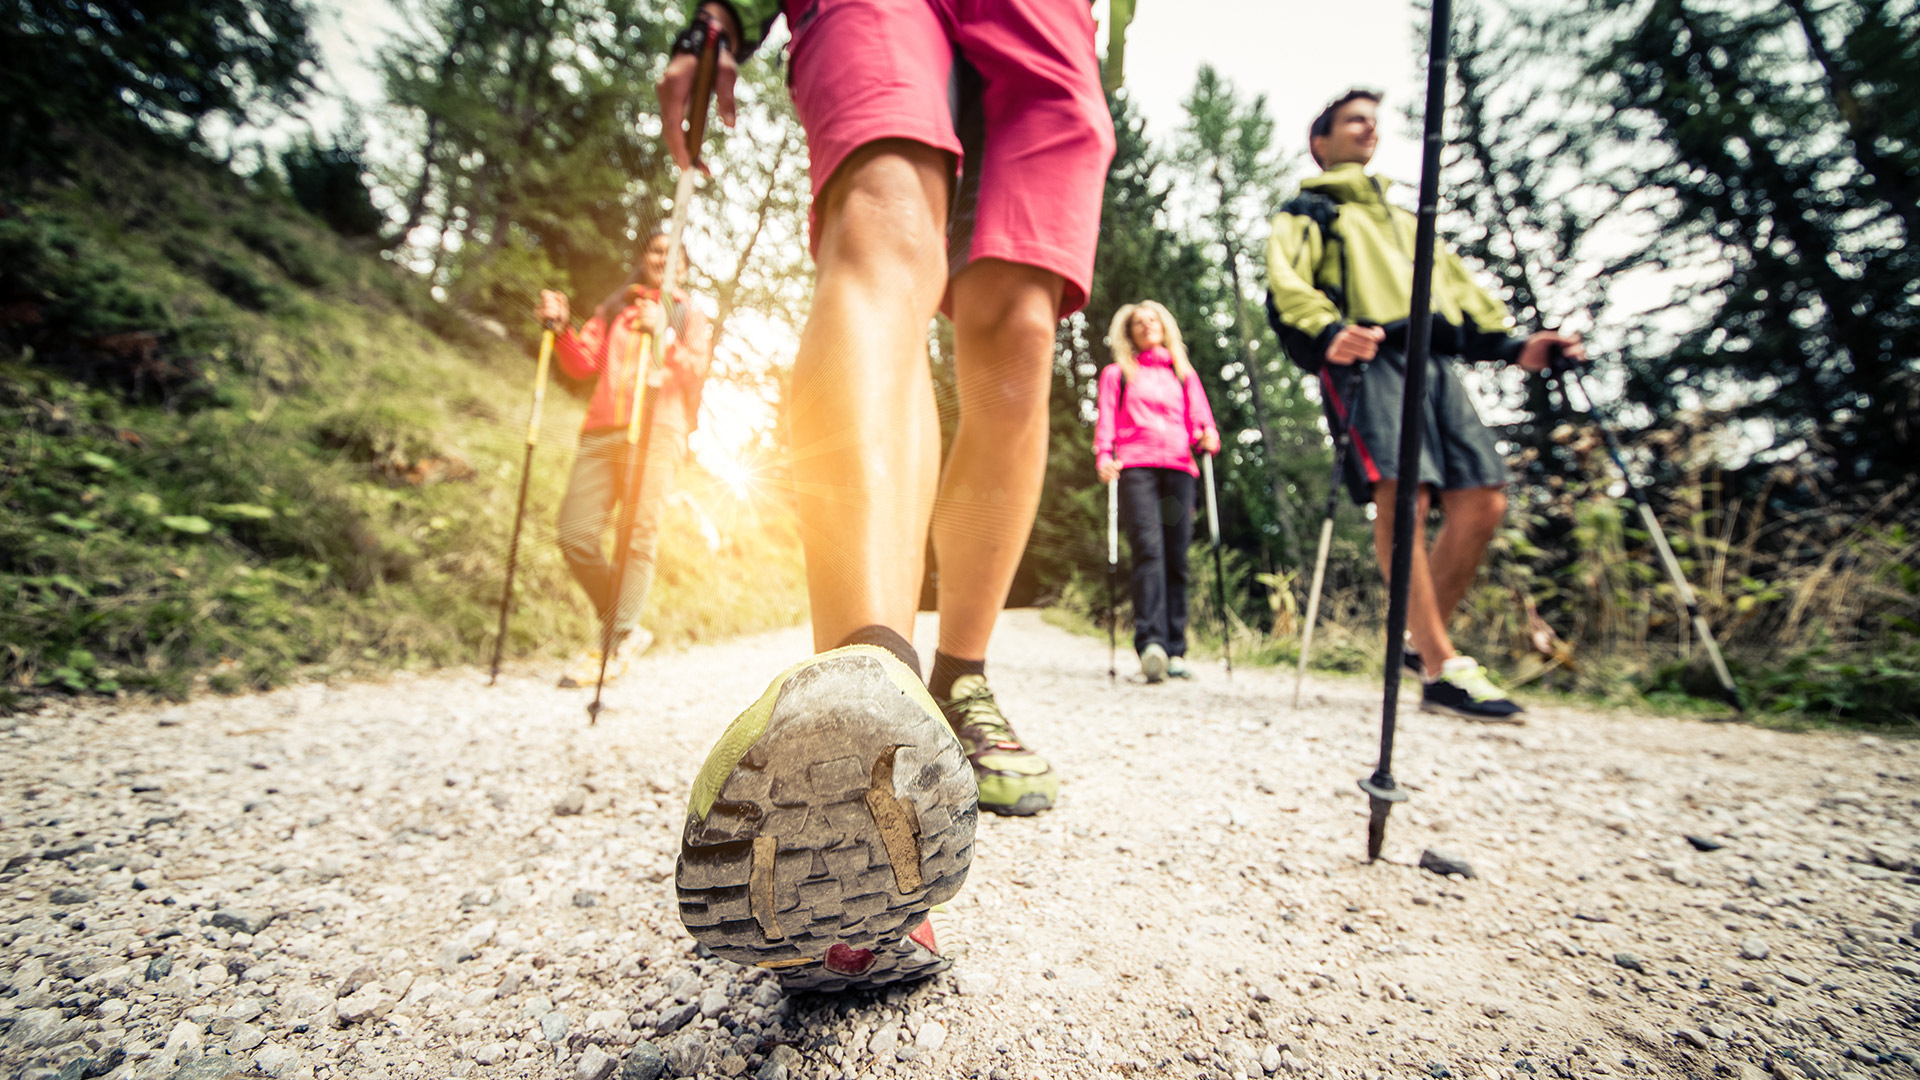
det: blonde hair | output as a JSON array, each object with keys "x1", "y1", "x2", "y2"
[{"x1": 1107, "y1": 300, "x2": 1194, "y2": 386}]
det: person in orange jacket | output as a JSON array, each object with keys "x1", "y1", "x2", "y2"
[{"x1": 534, "y1": 228, "x2": 712, "y2": 687}]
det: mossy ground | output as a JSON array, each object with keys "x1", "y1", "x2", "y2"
[{"x1": 0, "y1": 139, "x2": 805, "y2": 708}]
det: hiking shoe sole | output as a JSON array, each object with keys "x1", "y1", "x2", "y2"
[
  {"x1": 984, "y1": 791, "x2": 1053, "y2": 817},
  {"x1": 675, "y1": 646, "x2": 978, "y2": 992}
]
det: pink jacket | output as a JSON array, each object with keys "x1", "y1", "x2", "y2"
[
  {"x1": 1094, "y1": 347, "x2": 1218, "y2": 477},
  {"x1": 554, "y1": 285, "x2": 711, "y2": 433}
]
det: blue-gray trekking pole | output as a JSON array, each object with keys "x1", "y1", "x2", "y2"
[
  {"x1": 489, "y1": 320, "x2": 558, "y2": 686},
  {"x1": 1295, "y1": 366, "x2": 1366, "y2": 707},
  {"x1": 1547, "y1": 351, "x2": 1742, "y2": 714},
  {"x1": 1200, "y1": 451, "x2": 1230, "y2": 679},
  {"x1": 1362, "y1": 0, "x2": 1453, "y2": 862},
  {"x1": 587, "y1": 27, "x2": 721, "y2": 723}
]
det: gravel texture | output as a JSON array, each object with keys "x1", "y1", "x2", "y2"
[{"x1": 2, "y1": 610, "x2": 1916, "y2": 1080}]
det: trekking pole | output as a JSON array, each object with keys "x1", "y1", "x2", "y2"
[
  {"x1": 1200, "y1": 451, "x2": 1231, "y2": 679},
  {"x1": 587, "y1": 329, "x2": 658, "y2": 724},
  {"x1": 1361, "y1": 0, "x2": 1454, "y2": 862},
  {"x1": 1295, "y1": 366, "x2": 1366, "y2": 707},
  {"x1": 488, "y1": 320, "x2": 559, "y2": 686},
  {"x1": 1548, "y1": 351, "x2": 1743, "y2": 713},
  {"x1": 586, "y1": 27, "x2": 723, "y2": 724},
  {"x1": 1107, "y1": 476, "x2": 1119, "y2": 682}
]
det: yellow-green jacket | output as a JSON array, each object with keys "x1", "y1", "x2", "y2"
[{"x1": 1264, "y1": 162, "x2": 1525, "y2": 372}]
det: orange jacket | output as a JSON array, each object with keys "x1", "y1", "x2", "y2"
[{"x1": 554, "y1": 285, "x2": 712, "y2": 433}]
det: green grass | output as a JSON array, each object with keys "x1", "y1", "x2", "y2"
[{"x1": 0, "y1": 139, "x2": 805, "y2": 708}]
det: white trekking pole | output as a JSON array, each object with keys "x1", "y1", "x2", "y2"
[
  {"x1": 1295, "y1": 364, "x2": 1366, "y2": 708},
  {"x1": 1200, "y1": 452, "x2": 1231, "y2": 680},
  {"x1": 1107, "y1": 476, "x2": 1120, "y2": 682}
]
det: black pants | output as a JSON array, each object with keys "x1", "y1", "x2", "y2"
[{"x1": 1119, "y1": 466, "x2": 1196, "y2": 657}]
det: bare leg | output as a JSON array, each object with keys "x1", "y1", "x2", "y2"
[
  {"x1": 932, "y1": 260, "x2": 1065, "y2": 661},
  {"x1": 1429, "y1": 485, "x2": 1506, "y2": 618},
  {"x1": 790, "y1": 141, "x2": 952, "y2": 651},
  {"x1": 1371, "y1": 481, "x2": 1453, "y2": 668}
]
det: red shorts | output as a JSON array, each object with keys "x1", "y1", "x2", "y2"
[{"x1": 783, "y1": 0, "x2": 1115, "y2": 315}]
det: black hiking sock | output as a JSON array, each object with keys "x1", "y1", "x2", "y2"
[
  {"x1": 836, "y1": 625, "x2": 921, "y2": 679},
  {"x1": 928, "y1": 652, "x2": 986, "y2": 702}
]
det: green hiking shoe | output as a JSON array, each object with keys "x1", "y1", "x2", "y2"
[
  {"x1": 675, "y1": 646, "x2": 978, "y2": 991},
  {"x1": 556, "y1": 627, "x2": 652, "y2": 688},
  {"x1": 939, "y1": 674, "x2": 1059, "y2": 817}
]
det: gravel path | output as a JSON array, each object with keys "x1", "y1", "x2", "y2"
[{"x1": 3, "y1": 610, "x2": 1916, "y2": 1080}]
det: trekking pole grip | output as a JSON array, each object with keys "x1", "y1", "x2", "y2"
[{"x1": 685, "y1": 24, "x2": 724, "y2": 169}]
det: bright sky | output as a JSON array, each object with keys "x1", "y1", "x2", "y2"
[{"x1": 1104, "y1": 0, "x2": 1426, "y2": 183}]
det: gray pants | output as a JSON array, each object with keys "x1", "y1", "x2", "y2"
[
  {"x1": 1319, "y1": 346, "x2": 1508, "y2": 506},
  {"x1": 557, "y1": 419, "x2": 686, "y2": 634}
]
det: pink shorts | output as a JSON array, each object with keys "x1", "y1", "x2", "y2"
[{"x1": 783, "y1": 0, "x2": 1116, "y2": 315}]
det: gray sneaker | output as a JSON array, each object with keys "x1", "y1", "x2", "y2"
[
  {"x1": 1167, "y1": 655, "x2": 1193, "y2": 679},
  {"x1": 1140, "y1": 643, "x2": 1168, "y2": 684}
]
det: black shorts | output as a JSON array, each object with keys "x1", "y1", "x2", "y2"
[{"x1": 1318, "y1": 347, "x2": 1507, "y2": 506}]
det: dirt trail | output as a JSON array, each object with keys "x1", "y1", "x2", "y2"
[{"x1": 2, "y1": 611, "x2": 1916, "y2": 1080}]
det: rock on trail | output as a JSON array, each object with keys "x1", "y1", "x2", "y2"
[{"x1": 2, "y1": 610, "x2": 1916, "y2": 1080}]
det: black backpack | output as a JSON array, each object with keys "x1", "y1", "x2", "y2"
[{"x1": 1264, "y1": 191, "x2": 1347, "y2": 374}]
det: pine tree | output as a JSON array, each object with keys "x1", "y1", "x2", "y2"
[{"x1": 2, "y1": 0, "x2": 316, "y2": 160}]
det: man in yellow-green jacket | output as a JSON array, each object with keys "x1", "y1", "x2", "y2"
[{"x1": 1267, "y1": 89, "x2": 1585, "y2": 723}]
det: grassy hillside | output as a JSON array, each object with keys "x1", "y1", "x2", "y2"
[{"x1": 0, "y1": 139, "x2": 806, "y2": 707}]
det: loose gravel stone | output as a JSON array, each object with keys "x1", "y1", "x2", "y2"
[
  {"x1": 654, "y1": 1001, "x2": 697, "y2": 1035},
  {"x1": 1740, "y1": 938, "x2": 1771, "y2": 961},
  {"x1": 619, "y1": 1040, "x2": 669, "y2": 1080},
  {"x1": 915, "y1": 1020, "x2": 947, "y2": 1053},
  {"x1": 251, "y1": 1044, "x2": 302, "y2": 1077},
  {"x1": 209, "y1": 908, "x2": 275, "y2": 935},
  {"x1": 576, "y1": 1044, "x2": 619, "y2": 1080},
  {"x1": 169, "y1": 1057, "x2": 239, "y2": 1080},
  {"x1": 1418, "y1": 848, "x2": 1476, "y2": 878}
]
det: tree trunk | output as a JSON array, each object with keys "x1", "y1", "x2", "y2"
[{"x1": 1218, "y1": 216, "x2": 1302, "y2": 561}]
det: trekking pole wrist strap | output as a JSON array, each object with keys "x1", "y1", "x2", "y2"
[{"x1": 672, "y1": 13, "x2": 733, "y2": 59}]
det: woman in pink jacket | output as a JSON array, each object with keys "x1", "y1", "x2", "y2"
[{"x1": 1095, "y1": 301, "x2": 1221, "y2": 683}]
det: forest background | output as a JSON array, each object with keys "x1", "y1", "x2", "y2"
[{"x1": 0, "y1": 0, "x2": 1915, "y2": 726}]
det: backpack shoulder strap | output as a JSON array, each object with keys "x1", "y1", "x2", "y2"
[
  {"x1": 1280, "y1": 191, "x2": 1341, "y2": 235},
  {"x1": 1277, "y1": 191, "x2": 1349, "y2": 318}
]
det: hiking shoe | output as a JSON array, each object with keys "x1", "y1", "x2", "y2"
[
  {"x1": 939, "y1": 674, "x2": 1059, "y2": 817},
  {"x1": 1420, "y1": 657, "x2": 1524, "y2": 723},
  {"x1": 1140, "y1": 643, "x2": 1169, "y2": 684},
  {"x1": 675, "y1": 646, "x2": 977, "y2": 991},
  {"x1": 556, "y1": 628, "x2": 653, "y2": 688},
  {"x1": 1401, "y1": 634, "x2": 1425, "y2": 678},
  {"x1": 1167, "y1": 655, "x2": 1194, "y2": 680},
  {"x1": 557, "y1": 646, "x2": 604, "y2": 689}
]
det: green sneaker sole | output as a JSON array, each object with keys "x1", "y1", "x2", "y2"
[
  {"x1": 676, "y1": 646, "x2": 978, "y2": 991},
  {"x1": 979, "y1": 788, "x2": 1054, "y2": 817}
]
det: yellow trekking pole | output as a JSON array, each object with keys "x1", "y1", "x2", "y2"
[
  {"x1": 587, "y1": 328, "x2": 657, "y2": 723},
  {"x1": 488, "y1": 321, "x2": 557, "y2": 685}
]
